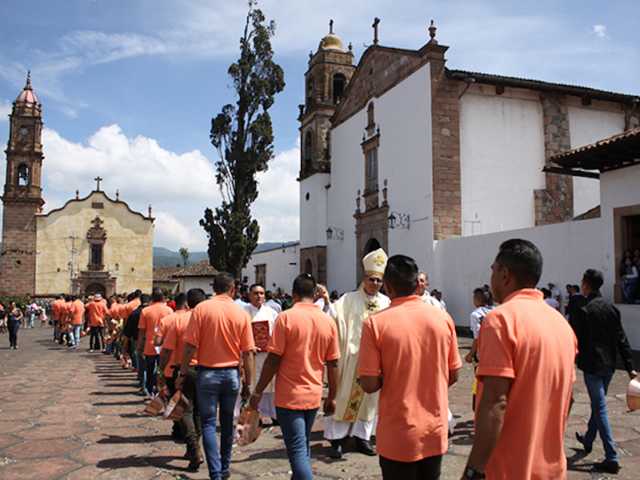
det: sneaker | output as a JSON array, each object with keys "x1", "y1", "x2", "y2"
[{"x1": 88, "y1": 349, "x2": 94, "y2": 353}]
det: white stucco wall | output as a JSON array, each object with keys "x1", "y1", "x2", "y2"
[
  {"x1": 241, "y1": 243, "x2": 299, "y2": 294},
  {"x1": 326, "y1": 62, "x2": 434, "y2": 294},
  {"x1": 568, "y1": 104, "x2": 625, "y2": 216},
  {"x1": 299, "y1": 174, "x2": 329, "y2": 249},
  {"x1": 459, "y1": 86, "x2": 546, "y2": 236},
  {"x1": 180, "y1": 277, "x2": 215, "y2": 296}
]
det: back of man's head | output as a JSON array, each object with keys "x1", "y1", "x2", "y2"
[
  {"x1": 127, "y1": 292, "x2": 136, "y2": 302},
  {"x1": 384, "y1": 255, "x2": 419, "y2": 297},
  {"x1": 292, "y1": 274, "x2": 316, "y2": 300},
  {"x1": 140, "y1": 294, "x2": 151, "y2": 306},
  {"x1": 495, "y1": 239, "x2": 542, "y2": 288},
  {"x1": 582, "y1": 269, "x2": 604, "y2": 292},
  {"x1": 151, "y1": 288, "x2": 165, "y2": 303},
  {"x1": 187, "y1": 288, "x2": 207, "y2": 309},
  {"x1": 265, "y1": 290, "x2": 274, "y2": 300},
  {"x1": 213, "y1": 273, "x2": 235, "y2": 295},
  {"x1": 134, "y1": 289, "x2": 142, "y2": 298},
  {"x1": 174, "y1": 292, "x2": 187, "y2": 309},
  {"x1": 473, "y1": 287, "x2": 490, "y2": 305}
]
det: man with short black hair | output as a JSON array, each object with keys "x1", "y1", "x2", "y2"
[
  {"x1": 178, "y1": 272, "x2": 255, "y2": 480},
  {"x1": 570, "y1": 269, "x2": 637, "y2": 474},
  {"x1": 462, "y1": 239, "x2": 577, "y2": 480},
  {"x1": 360, "y1": 255, "x2": 461, "y2": 480},
  {"x1": 250, "y1": 273, "x2": 340, "y2": 479},
  {"x1": 137, "y1": 289, "x2": 172, "y2": 396}
]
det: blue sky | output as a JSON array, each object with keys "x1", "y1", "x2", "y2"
[{"x1": 1, "y1": 0, "x2": 638, "y2": 251}]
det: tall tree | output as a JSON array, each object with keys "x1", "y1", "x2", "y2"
[
  {"x1": 179, "y1": 247, "x2": 189, "y2": 268},
  {"x1": 201, "y1": 1, "x2": 285, "y2": 278}
]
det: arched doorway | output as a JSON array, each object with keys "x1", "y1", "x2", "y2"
[
  {"x1": 364, "y1": 238, "x2": 381, "y2": 255},
  {"x1": 304, "y1": 259, "x2": 313, "y2": 275},
  {"x1": 85, "y1": 282, "x2": 106, "y2": 297}
]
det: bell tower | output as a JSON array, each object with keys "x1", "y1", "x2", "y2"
[
  {"x1": 1, "y1": 72, "x2": 45, "y2": 296},
  {"x1": 298, "y1": 22, "x2": 355, "y2": 284}
]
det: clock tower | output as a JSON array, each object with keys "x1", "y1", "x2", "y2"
[{"x1": 1, "y1": 72, "x2": 45, "y2": 296}]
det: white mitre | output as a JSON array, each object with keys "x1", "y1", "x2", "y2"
[{"x1": 363, "y1": 248, "x2": 388, "y2": 277}]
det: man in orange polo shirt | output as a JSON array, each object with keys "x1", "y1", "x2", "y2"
[
  {"x1": 250, "y1": 273, "x2": 340, "y2": 480},
  {"x1": 177, "y1": 273, "x2": 255, "y2": 480},
  {"x1": 461, "y1": 239, "x2": 577, "y2": 480},
  {"x1": 67, "y1": 295, "x2": 85, "y2": 350},
  {"x1": 137, "y1": 289, "x2": 173, "y2": 396},
  {"x1": 86, "y1": 293, "x2": 108, "y2": 352},
  {"x1": 51, "y1": 294, "x2": 64, "y2": 343},
  {"x1": 359, "y1": 255, "x2": 461, "y2": 480},
  {"x1": 159, "y1": 288, "x2": 207, "y2": 471}
]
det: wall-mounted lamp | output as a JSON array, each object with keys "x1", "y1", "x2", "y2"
[
  {"x1": 388, "y1": 211, "x2": 410, "y2": 230},
  {"x1": 115, "y1": 263, "x2": 119, "y2": 271},
  {"x1": 282, "y1": 243, "x2": 286, "y2": 252},
  {"x1": 326, "y1": 227, "x2": 344, "y2": 241}
]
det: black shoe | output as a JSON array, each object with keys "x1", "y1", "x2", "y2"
[
  {"x1": 270, "y1": 418, "x2": 280, "y2": 426},
  {"x1": 329, "y1": 438, "x2": 347, "y2": 459},
  {"x1": 354, "y1": 437, "x2": 376, "y2": 456},
  {"x1": 222, "y1": 471, "x2": 230, "y2": 480},
  {"x1": 575, "y1": 431, "x2": 592, "y2": 454},
  {"x1": 593, "y1": 460, "x2": 620, "y2": 474}
]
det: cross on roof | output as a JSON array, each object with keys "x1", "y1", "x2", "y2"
[
  {"x1": 95, "y1": 176, "x2": 103, "y2": 191},
  {"x1": 373, "y1": 17, "x2": 380, "y2": 45}
]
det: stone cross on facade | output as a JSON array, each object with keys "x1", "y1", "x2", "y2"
[
  {"x1": 373, "y1": 17, "x2": 380, "y2": 45},
  {"x1": 95, "y1": 176, "x2": 103, "y2": 191}
]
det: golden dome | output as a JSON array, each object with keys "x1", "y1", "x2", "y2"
[{"x1": 320, "y1": 33, "x2": 346, "y2": 53}]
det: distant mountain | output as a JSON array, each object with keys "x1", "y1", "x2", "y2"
[{"x1": 152, "y1": 242, "x2": 299, "y2": 268}]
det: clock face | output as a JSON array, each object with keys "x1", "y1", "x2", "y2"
[{"x1": 20, "y1": 127, "x2": 28, "y2": 136}]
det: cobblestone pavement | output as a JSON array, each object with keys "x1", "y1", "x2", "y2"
[{"x1": 0, "y1": 327, "x2": 639, "y2": 479}]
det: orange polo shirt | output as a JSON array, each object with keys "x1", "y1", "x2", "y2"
[
  {"x1": 359, "y1": 295, "x2": 462, "y2": 462},
  {"x1": 156, "y1": 311, "x2": 182, "y2": 376},
  {"x1": 139, "y1": 302, "x2": 173, "y2": 356},
  {"x1": 69, "y1": 299, "x2": 85, "y2": 326},
  {"x1": 476, "y1": 288, "x2": 577, "y2": 480},
  {"x1": 51, "y1": 299, "x2": 65, "y2": 321},
  {"x1": 110, "y1": 302, "x2": 123, "y2": 321},
  {"x1": 183, "y1": 295, "x2": 254, "y2": 368},
  {"x1": 122, "y1": 298, "x2": 141, "y2": 322},
  {"x1": 267, "y1": 302, "x2": 340, "y2": 410},
  {"x1": 60, "y1": 301, "x2": 73, "y2": 325},
  {"x1": 163, "y1": 310, "x2": 198, "y2": 368},
  {"x1": 86, "y1": 300, "x2": 108, "y2": 327}
]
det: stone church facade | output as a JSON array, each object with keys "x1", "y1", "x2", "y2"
[
  {"x1": 1, "y1": 74, "x2": 154, "y2": 297},
  {"x1": 298, "y1": 21, "x2": 639, "y2": 294}
]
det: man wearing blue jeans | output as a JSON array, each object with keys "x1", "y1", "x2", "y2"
[
  {"x1": 250, "y1": 274, "x2": 340, "y2": 480},
  {"x1": 570, "y1": 268, "x2": 637, "y2": 475},
  {"x1": 177, "y1": 272, "x2": 255, "y2": 480}
]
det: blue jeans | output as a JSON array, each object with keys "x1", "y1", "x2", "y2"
[
  {"x1": 145, "y1": 354, "x2": 158, "y2": 395},
  {"x1": 69, "y1": 325, "x2": 81, "y2": 347},
  {"x1": 276, "y1": 406, "x2": 319, "y2": 480},
  {"x1": 197, "y1": 367, "x2": 239, "y2": 479},
  {"x1": 583, "y1": 372, "x2": 618, "y2": 462},
  {"x1": 135, "y1": 340, "x2": 147, "y2": 393}
]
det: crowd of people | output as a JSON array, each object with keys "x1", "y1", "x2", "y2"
[{"x1": 5, "y1": 239, "x2": 639, "y2": 480}]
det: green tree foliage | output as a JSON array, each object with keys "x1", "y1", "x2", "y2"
[
  {"x1": 179, "y1": 247, "x2": 189, "y2": 268},
  {"x1": 201, "y1": 1, "x2": 285, "y2": 278}
]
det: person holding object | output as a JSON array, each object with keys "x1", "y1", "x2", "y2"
[{"x1": 250, "y1": 273, "x2": 340, "y2": 480}]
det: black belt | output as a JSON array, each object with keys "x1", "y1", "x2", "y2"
[{"x1": 198, "y1": 365, "x2": 239, "y2": 371}]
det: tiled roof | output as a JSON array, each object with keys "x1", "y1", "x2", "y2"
[
  {"x1": 547, "y1": 127, "x2": 640, "y2": 174},
  {"x1": 153, "y1": 267, "x2": 182, "y2": 282},
  {"x1": 172, "y1": 259, "x2": 218, "y2": 278}
]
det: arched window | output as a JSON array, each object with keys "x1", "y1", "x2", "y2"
[
  {"x1": 304, "y1": 131, "x2": 313, "y2": 166},
  {"x1": 306, "y1": 76, "x2": 314, "y2": 106},
  {"x1": 17, "y1": 163, "x2": 29, "y2": 186},
  {"x1": 367, "y1": 102, "x2": 375, "y2": 129},
  {"x1": 333, "y1": 73, "x2": 346, "y2": 104}
]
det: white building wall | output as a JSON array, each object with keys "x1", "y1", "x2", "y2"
[
  {"x1": 326, "y1": 63, "x2": 434, "y2": 294},
  {"x1": 180, "y1": 277, "x2": 215, "y2": 296},
  {"x1": 299, "y1": 174, "x2": 330, "y2": 249},
  {"x1": 568, "y1": 104, "x2": 625, "y2": 216},
  {"x1": 459, "y1": 87, "x2": 546, "y2": 236},
  {"x1": 241, "y1": 243, "x2": 300, "y2": 294}
]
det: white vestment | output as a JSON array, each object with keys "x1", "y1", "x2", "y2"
[
  {"x1": 324, "y1": 289, "x2": 390, "y2": 441},
  {"x1": 244, "y1": 303, "x2": 278, "y2": 419}
]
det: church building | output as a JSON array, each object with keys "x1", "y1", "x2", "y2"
[
  {"x1": 298, "y1": 21, "x2": 639, "y2": 293},
  {"x1": 1, "y1": 74, "x2": 154, "y2": 298}
]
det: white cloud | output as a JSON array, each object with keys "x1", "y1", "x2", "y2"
[
  {"x1": 41, "y1": 125, "x2": 220, "y2": 251},
  {"x1": 592, "y1": 25, "x2": 608, "y2": 39},
  {"x1": 253, "y1": 146, "x2": 300, "y2": 242}
]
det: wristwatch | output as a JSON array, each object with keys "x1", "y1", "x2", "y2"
[{"x1": 464, "y1": 466, "x2": 486, "y2": 479}]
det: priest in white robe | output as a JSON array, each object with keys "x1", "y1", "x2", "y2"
[{"x1": 323, "y1": 248, "x2": 390, "y2": 458}]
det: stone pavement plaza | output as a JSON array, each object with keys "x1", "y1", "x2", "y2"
[{"x1": 1, "y1": 327, "x2": 639, "y2": 480}]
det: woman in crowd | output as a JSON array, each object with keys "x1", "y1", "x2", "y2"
[
  {"x1": 7, "y1": 302, "x2": 23, "y2": 349},
  {"x1": 622, "y1": 256, "x2": 638, "y2": 304}
]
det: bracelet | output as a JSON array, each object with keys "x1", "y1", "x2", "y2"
[{"x1": 252, "y1": 392, "x2": 262, "y2": 397}]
